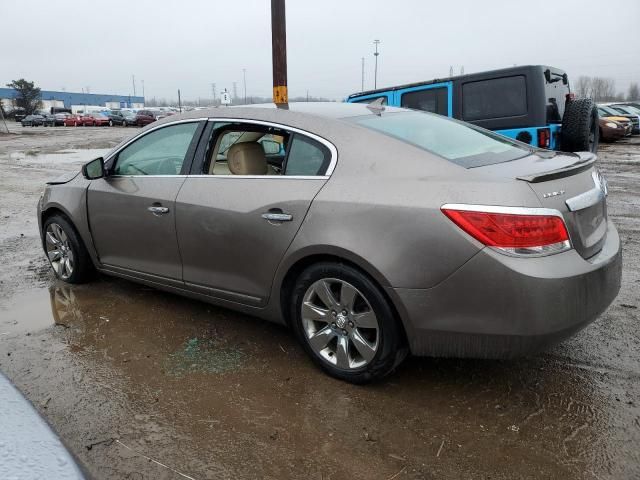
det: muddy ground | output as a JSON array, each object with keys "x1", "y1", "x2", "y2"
[{"x1": 0, "y1": 121, "x2": 638, "y2": 480}]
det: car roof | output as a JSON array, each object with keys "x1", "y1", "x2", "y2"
[{"x1": 155, "y1": 102, "x2": 408, "y2": 124}]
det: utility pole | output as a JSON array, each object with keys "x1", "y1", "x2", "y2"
[
  {"x1": 177, "y1": 89, "x2": 182, "y2": 113},
  {"x1": 361, "y1": 57, "x2": 365, "y2": 91},
  {"x1": 373, "y1": 39, "x2": 380, "y2": 89},
  {"x1": 141, "y1": 80, "x2": 145, "y2": 99},
  {"x1": 449, "y1": 65, "x2": 453, "y2": 77},
  {"x1": 211, "y1": 83, "x2": 216, "y2": 102},
  {"x1": 132, "y1": 75, "x2": 136, "y2": 96},
  {"x1": 243, "y1": 69, "x2": 247, "y2": 104},
  {"x1": 306, "y1": 90, "x2": 309, "y2": 102},
  {"x1": 271, "y1": 0, "x2": 288, "y2": 104},
  {"x1": 233, "y1": 82, "x2": 238, "y2": 100}
]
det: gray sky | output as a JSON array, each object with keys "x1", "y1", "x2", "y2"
[{"x1": 3, "y1": 0, "x2": 639, "y2": 101}]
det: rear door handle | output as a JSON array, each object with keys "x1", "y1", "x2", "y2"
[
  {"x1": 261, "y1": 209, "x2": 293, "y2": 222},
  {"x1": 148, "y1": 206, "x2": 169, "y2": 215}
]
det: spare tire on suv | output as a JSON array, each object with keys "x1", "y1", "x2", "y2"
[{"x1": 561, "y1": 98, "x2": 599, "y2": 152}]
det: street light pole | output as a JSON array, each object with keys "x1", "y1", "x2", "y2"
[
  {"x1": 373, "y1": 39, "x2": 380, "y2": 89},
  {"x1": 243, "y1": 68, "x2": 247, "y2": 104}
]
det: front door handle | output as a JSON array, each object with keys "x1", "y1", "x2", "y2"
[
  {"x1": 261, "y1": 209, "x2": 293, "y2": 222},
  {"x1": 148, "y1": 205, "x2": 169, "y2": 215}
]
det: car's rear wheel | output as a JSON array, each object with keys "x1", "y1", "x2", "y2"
[
  {"x1": 290, "y1": 262, "x2": 406, "y2": 383},
  {"x1": 561, "y1": 98, "x2": 599, "y2": 152},
  {"x1": 43, "y1": 215, "x2": 93, "y2": 284}
]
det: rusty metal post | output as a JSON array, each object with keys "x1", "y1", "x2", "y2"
[{"x1": 271, "y1": 0, "x2": 288, "y2": 104}]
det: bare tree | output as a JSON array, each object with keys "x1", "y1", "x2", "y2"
[
  {"x1": 574, "y1": 76, "x2": 592, "y2": 98},
  {"x1": 628, "y1": 82, "x2": 639, "y2": 101}
]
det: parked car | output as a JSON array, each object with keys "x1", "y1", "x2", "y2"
[
  {"x1": 12, "y1": 108, "x2": 26, "y2": 122},
  {"x1": 87, "y1": 113, "x2": 111, "y2": 126},
  {"x1": 134, "y1": 110, "x2": 156, "y2": 126},
  {"x1": 606, "y1": 105, "x2": 640, "y2": 134},
  {"x1": 122, "y1": 111, "x2": 137, "y2": 126},
  {"x1": 63, "y1": 114, "x2": 84, "y2": 127},
  {"x1": 37, "y1": 103, "x2": 621, "y2": 383},
  {"x1": 106, "y1": 111, "x2": 126, "y2": 126},
  {"x1": 43, "y1": 113, "x2": 70, "y2": 127},
  {"x1": 347, "y1": 65, "x2": 599, "y2": 152},
  {"x1": 0, "y1": 372, "x2": 86, "y2": 479},
  {"x1": 21, "y1": 114, "x2": 44, "y2": 126},
  {"x1": 599, "y1": 118, "x2": 626, "y2": 143},
  {"x1": 597, "y1": 106, "x2": 634, "y2": 136}
]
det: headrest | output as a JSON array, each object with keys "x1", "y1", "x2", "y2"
[{"x1": 227, "y1": 142, "x2": 267, "y2": 175}]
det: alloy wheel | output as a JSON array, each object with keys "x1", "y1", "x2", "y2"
[
  {"x1": 301, "y1": 278, "x2": 379, "y2": 370},
  {"x1": 45, "y1": 223, "x2": 74, "y2": 280}
]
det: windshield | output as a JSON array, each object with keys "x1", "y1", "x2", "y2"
[
  {"x1": 349, "y1": 111, "x2": 531, "y2": 168},
  {"x1": 600, "y1": 106, "x2": 623, "y2": 116}
]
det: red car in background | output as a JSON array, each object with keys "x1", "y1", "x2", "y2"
[
  {"x1": 82, "y1": 113, "x2": 109, "y2": 127},
  {"x1": 134, "y1": 110, "x2": 156, "y2": 126},
  {"x1": 63, "y1": 114, "x2": 85, "y2": 127}
]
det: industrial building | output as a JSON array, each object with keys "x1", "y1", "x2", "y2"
[{"x1": 0, "y1": 88, "x2": 145, "y2": 113}]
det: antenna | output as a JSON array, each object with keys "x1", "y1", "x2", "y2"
[{"x1": 366, "y1": 97, "x2": 386, "y2": 116}]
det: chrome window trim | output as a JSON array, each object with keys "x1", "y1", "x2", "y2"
[
  {"x1": 104, "y1": 117, "x2": 338, "y2": 180},
  {"x1": 108, "y1": 174, "x2": 329, "y2": 180},
  {"x1": 441, "y1": 203, "x2": 565, "y2": 219},
  {"x1": 205, "y1": 117, "x2": 338, "y2": 177}
]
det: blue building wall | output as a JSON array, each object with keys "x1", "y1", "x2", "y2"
[{"x1": 0, "y1": 88, "x2": 144, "y2": 108}]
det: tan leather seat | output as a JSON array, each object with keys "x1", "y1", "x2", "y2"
[{"x1": 227, "y1": 142, "x2": 268, "y2": 175}]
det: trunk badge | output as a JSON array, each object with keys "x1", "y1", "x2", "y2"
[{"x1": 543, "y1": 190, "x2": 565, "y2": 198}]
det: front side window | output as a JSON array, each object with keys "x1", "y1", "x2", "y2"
[
  {"x1": 350, "y1": 111, "x2": 530, "y2": 168},
  {"x1": 113, "y1": 122, "x2": 199, "y2": 175},
  {"x1": 462, "y1": 75, "x2": 527, "y2": 121},
  {"x1": 401, "y1": 87, "x2": 448, "y2": 116}
]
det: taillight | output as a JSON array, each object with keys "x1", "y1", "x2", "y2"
[
  {"x1": 537, "y1": 128, "x2": 550, "y2": 148},
  {"x1": 441, "y1": 205, "x2": 571, "y2": 256}
]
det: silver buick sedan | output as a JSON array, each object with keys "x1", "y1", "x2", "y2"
[{"x1": 38, "y1": 102, "x2": 622, "y2": 383}]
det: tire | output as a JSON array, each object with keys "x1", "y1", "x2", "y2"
[
  {"x1": 290, "y1": 262, "x2": 407, "y2": 383},
  {"x1": 561, "y1": 98, "x2": 599, "y2": 153},
  {"x1": 43, "y1": 214, "x2": 94, "y2": 284}
]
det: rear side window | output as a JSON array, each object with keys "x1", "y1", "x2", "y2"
[
  {"x1": 284, "y1": 135, "x2": 330, "y2": 176},
  {"x1": 401, "y1": 87, "x2": 448, "y2": 116},
  {"x1": 463, "y1": 76, "x2": 527, "y2": 121}
]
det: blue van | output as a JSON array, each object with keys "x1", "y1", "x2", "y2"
[{"x1": 347, "y1": 65, "x2": 598, "y2": 152}]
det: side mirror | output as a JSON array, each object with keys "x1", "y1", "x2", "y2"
[{"x1": 82, "y1": 157, "x2": 105, "y2": 180}]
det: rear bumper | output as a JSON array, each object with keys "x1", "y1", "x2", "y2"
[{"x1": 389, "y1": 220, "x2": 622, "y2": 358}]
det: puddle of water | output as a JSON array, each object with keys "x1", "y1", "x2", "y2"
[
  {"x1": 0, "y1": 288, "x2": 55, "y2": 334},
  {"x1": 6, "y1": 149, "x2": 109, "y2": 165}
]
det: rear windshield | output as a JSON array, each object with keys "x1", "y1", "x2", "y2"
[{"x1": 349, "y1": 111, "x2": 531, "y2": 168}]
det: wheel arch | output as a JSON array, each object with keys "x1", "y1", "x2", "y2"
[{"x1": 276, "y1": 249, "x2": 409, "y2": 345}]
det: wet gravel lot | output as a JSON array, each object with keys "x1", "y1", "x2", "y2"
[{"x1": 0, "y1": 122, "x2": 638, "y2": 479}]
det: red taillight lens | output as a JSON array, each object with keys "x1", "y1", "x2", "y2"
[
  {"x1": 537, "y1": 128, "x2": 550, "y2": 148},
  {"x1": 442, "y1": 208, "x2": 569, "y2": 251}
]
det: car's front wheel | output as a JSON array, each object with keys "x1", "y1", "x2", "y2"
[
  {"x1": 43, "y1": 215, "x2": 93, "y2": 284},
  {"x1": 290, "y1": 262, "x2": 406, "y2": 383}
]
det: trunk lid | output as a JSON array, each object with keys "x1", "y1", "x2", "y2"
[{"x1": 476, "y1": 151, "x2": 608, "y2": 259}]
